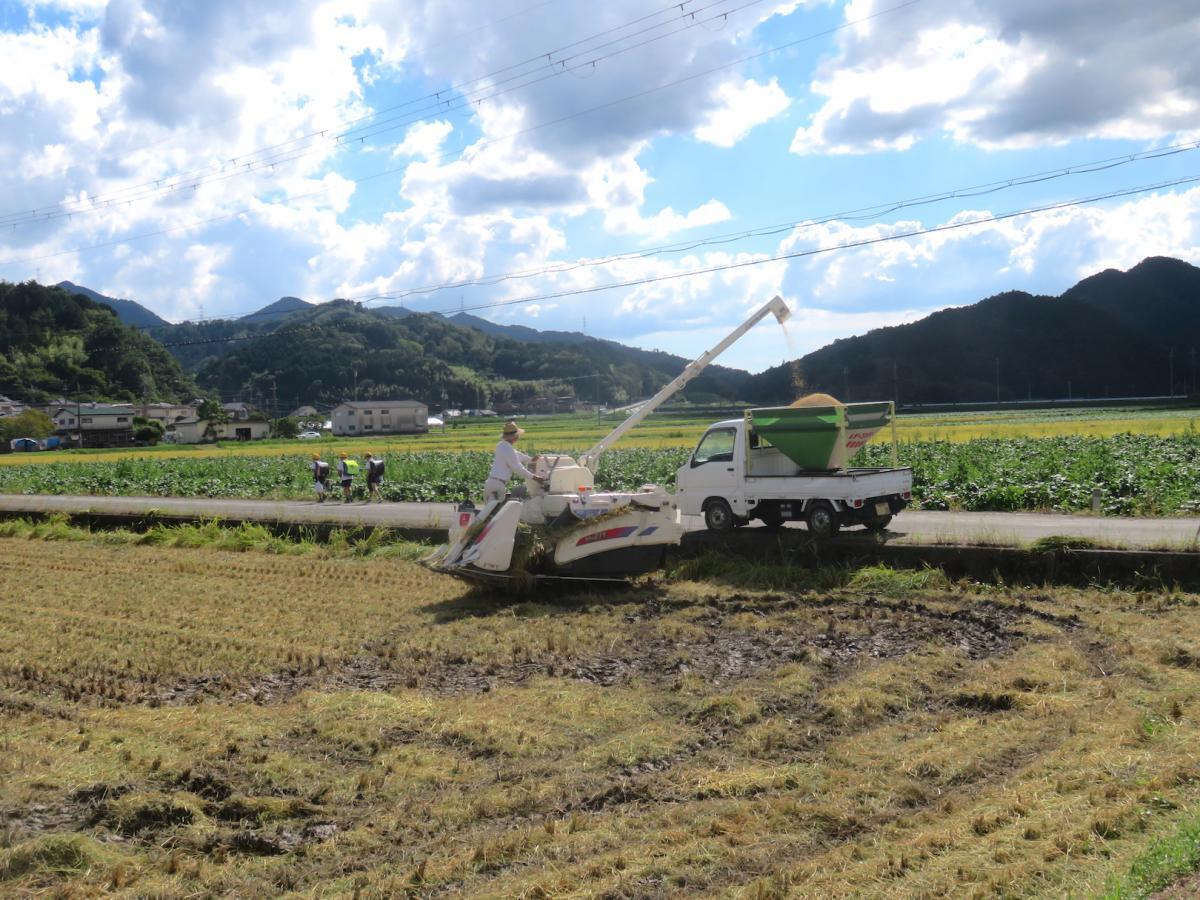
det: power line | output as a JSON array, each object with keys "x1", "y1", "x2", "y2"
[
  {"x1": 147, "y1": 172, "x2": 1200, "y2": 349},
  {"x1": 0, "y1": 0, "x2": 921, "y2": 269},
  {"x1": 440, "y1": 173, "x2": 1200, "y2": 318},
  {"x1": 117, "y1": 138, "x2": 1200, "y2": 331},
  {"x1": 0, "y1": 0, "x2": 762, "y2": 228},
  {"x1": 352, "y1": 140, "x2": 1200, "y2": 306}
]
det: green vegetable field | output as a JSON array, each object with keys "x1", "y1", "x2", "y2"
[{"x1": 1, "y1": 433, "x2": 1198, "y2": 514}]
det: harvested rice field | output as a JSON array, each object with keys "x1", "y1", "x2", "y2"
[{"x1": 2, "y1": 531, "x2": 1200, "y2": 897}]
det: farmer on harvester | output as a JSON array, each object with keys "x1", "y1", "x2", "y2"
[{"x1": 484, "y1": 420, "x2": 541, "y2": 504}]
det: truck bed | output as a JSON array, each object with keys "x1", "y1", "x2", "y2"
[{"x1": 743, "y1": 466, "x2": 912, "y2": 500}]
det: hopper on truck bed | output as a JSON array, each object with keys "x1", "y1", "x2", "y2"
[{"x1": 747, "y1": 402, "x2": 895, "y2": 471}]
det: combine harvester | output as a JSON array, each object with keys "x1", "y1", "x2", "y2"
[{"x1": 427, "y1": 294, "x2": 911, "y2": 585}]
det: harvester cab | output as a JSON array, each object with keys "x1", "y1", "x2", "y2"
[{"x1": 426, "y1": 295, "x2": 792, "y2": 585}]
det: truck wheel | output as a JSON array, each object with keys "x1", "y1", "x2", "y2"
[
  {"x1": 704, "y1": 499, "x2": 735, "y2": 533},
  {"x1": 805, "y1": 501, "x2": 840, "y2": 540}
]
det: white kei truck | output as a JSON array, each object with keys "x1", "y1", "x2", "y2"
[{"x1": 674, "y1": 402, "x2": 913, "y2": 538}]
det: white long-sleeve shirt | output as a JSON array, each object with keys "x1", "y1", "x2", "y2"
[{"x1": 488, "y1": 440, "x2": 534, "y2": 482}]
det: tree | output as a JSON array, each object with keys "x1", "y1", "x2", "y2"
[
  {"x1": 132, "y1": 416, "x2": 165, "y2": 445},
  {"x1": 271, "y1": 416, "x2": 299, "y2": 439},
  {"x1": 197, "y1": 397, "x2": 228, "y2": 424},
  {"x1": 0, "y1": 409, "x2": 55, "y2": 442}
]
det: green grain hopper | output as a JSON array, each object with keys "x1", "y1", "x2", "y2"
[{"x1": 746, "y1": 402, "x2": 896, "y2": 471}]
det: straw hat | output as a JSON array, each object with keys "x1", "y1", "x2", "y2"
[{"x1": 501, "y1": 420, "x2": 525, "y2": 438}]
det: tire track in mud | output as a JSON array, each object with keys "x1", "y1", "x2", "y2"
[
  {"x1": 149, "y1": 588, "x2": 1076, "y2": 705},
  {"x1": 418, "y1": 596, "x2": 1085, "y2": 898}
]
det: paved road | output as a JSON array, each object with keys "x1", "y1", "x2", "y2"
[{"x1": 2, "y1": 494, "x2": 1198, "y2": 550}]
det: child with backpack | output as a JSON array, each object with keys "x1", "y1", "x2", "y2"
[
  {"x1": 364, "y1": 453, "x2": 385, "y2": 503},
  {"x1": 310, "y1": 453, "x2": 331, "y2": 502},
  {"x1": 337, "y1": 452, "x2": 359, "y2": 502}
]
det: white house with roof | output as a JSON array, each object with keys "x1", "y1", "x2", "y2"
[
  {"x1": 331, "y1": 400, "x2": 428, "y2": 436},
  {"x1": 50, "y1": 403, "x2": 136, "y2": 447}
]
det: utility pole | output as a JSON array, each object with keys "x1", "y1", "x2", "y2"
[
  {"x1": 1169, "y1": 347, "x2": 1175, "y2": 397},
  {"x1": 892, "y1": 360, "x2": 899, "y2": 408},
  {"x1": 76, "y1": 381, "x2": 83, "y2": 450},
  {"x1": 1191, "y1": 347, "x2": 1197, "y2": 395},
  {"x1": 271, "y1": 377, "x2": 279, "y2": 420},
  {"x1": 994, "y1": 357, "x2": 1000, "y2": 404},
  {"x1": 353, "y1": 368, "x2": 358, "y2": 402}
]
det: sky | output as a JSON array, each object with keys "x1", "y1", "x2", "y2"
[{"x1": 1, "y1": 0, "x2": 1198, "y2": 372}]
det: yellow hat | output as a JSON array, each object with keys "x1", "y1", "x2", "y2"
[
  {"x1": 501, "y1": 420, "x2": 525, "y2": 437},
  {"x1": 311, "y1": 453, "x2": 320, "y2": 460},
  {"x1": 339, "y1": 451, "x2": 348, "y2": 458}
]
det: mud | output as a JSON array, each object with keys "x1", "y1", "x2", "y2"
[
  {"x1": 142, "y1": 588, "x2": 1063, "y2": 704},
  {"x1": 1, "y1": 776, "x2": 338, "y2": 856}
]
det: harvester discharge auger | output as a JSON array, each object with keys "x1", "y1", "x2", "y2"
[{"x1": 425, "y1": 295, "x2": 792, "y2": 585}]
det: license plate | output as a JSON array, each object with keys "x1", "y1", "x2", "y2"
[{"x1": 875, "y1": 502, "x2": 890, "y2": 516}]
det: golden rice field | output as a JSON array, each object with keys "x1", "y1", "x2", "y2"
[
  {"x1": 2, "y1": 405, "x2": 1197, "y2": 466},
  {"x1": 2, "y1": 524, "x2": 1200, "y2": 897}
]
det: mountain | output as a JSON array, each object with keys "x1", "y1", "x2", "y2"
[
  {"x1": 56, "y1": 281, "x2": 169, "y2": 329},
  {"x1": 193, "y1": 300, "x2": 755, "y2": 411},
  {"x1": 244, "y1": 296, "x2": 312, "y2": 322},
  {"x1": 1060, "y1": 256, "x2": 1200, "y2": 350},
  {"x1": 0, "y1": 282, "x2": 198, "y2": 404},
  {"x1": 445, "y1": 311, "x2": 593, "y2": 345},
  {"x1": 754, "y1": 256, "x2": 1200, "y2": 405}
]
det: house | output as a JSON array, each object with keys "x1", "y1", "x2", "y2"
[
  {"x1": 138, "y1": 402, "x2": 195, "y2": 425},
  {"x1": 222, "y1": 402, "x2": 254, "y2": 421},
  {"x1": 291, "y1": 405, "x2": 319, "y2": 419},
  {"x1": 330, "y1": 400, "x2": 428, "y2": 436},
  {"x1": 167, "y1": 417, "x2": 271, "y2": 444},
  {"x1": 0, "y1": 395, "x2": 26, "y2": 417},
  {"x1": 50, "y1": 403, "x2": 136, "y2": 448}
]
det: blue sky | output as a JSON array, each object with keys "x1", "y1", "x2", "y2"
[{"x1": 0, "y1": 0, "x2": 1198, "y2": 372}]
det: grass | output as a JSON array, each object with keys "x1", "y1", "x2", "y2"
[
  {"x1": 3, "y1": 529, "x2": 1200, "y2": 896},
  {"x1": 1099, "y1": 812, "x2": 1200, "y2": 898},
  {"x1": 2, "y1": 404, "x2": 1198, "y2": 467}
]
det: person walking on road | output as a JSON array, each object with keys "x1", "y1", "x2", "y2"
[
  {"x1": 364, "y1": 452, "x2": 385, "y2": 503},
  {"x1": 310, "y1": 453, "x2": 330, "y2": 502},
  {"x1": 336, "y1": 451, "x2": 358, "y2": 502},
  {"x1": 485, "y1": 421, "x2": 540, "y2": 504}
]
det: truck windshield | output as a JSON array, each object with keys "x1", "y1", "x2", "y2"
[{"x1": 692, "y1": 428, "x2": 736, "y2": 465}]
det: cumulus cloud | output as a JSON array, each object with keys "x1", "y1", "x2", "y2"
[
  {"x1": 793, "y1": 0, "x2": 1200, "y2": 153},
  {"x1": 694, "y1": 76, "x2": 791, "y2": 147},
  {"x1": 778, "y1": 186, "x2": 1200, "y2": 312}
]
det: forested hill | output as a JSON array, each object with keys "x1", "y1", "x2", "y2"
[
  {"x1": 194, "y1": 301, "x2": 755, "y2": 409},
  {"x1": 751, "y1": 256, "x2": 1200, "y2": 405},
  {"x1": 55, "y1": 280, "x2": 169, "y2": 329},
  {"x1": 0, "y1": 282, "x2": 198, "y2": 404}
]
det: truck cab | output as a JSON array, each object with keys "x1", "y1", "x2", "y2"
[{"x1": 675, "y1": 417, "x2": 913, "y2": 537}]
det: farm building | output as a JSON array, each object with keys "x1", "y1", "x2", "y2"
[
  {"x1": 330, "y1": 400, "x2": 428, "y2": 436},
  {"x1": 167, "y1": 417, "x2": 270, "y2": 444}
]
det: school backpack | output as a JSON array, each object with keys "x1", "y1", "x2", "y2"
[
  {"x1": 315, "y1": 460, "x2": 330, "y2": 477},
  {"x1": 344, "y1": 459, "x2": 360, "y2": 475},
  {"x1": 370, "y1": 459, "x2": 385, "y2": 478}
]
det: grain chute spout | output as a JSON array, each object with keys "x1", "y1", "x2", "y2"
[{"x1": 578, "y1": 295, "x2": 792, "y2": 472}]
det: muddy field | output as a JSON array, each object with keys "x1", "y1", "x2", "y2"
[{"x1": 2, "y1": 534, "x2": 1200, "y2": 897}]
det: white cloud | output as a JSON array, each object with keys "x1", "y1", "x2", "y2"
[
  {"x1": 392, "y1": 119, "x2": 454, "y2": 159},
  {"x1": 694, "y1": 76, "x2": 791, "y2": 148},
  {"x1": 792, "y1": 0, "x2": 1200, "y2": 153}
]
